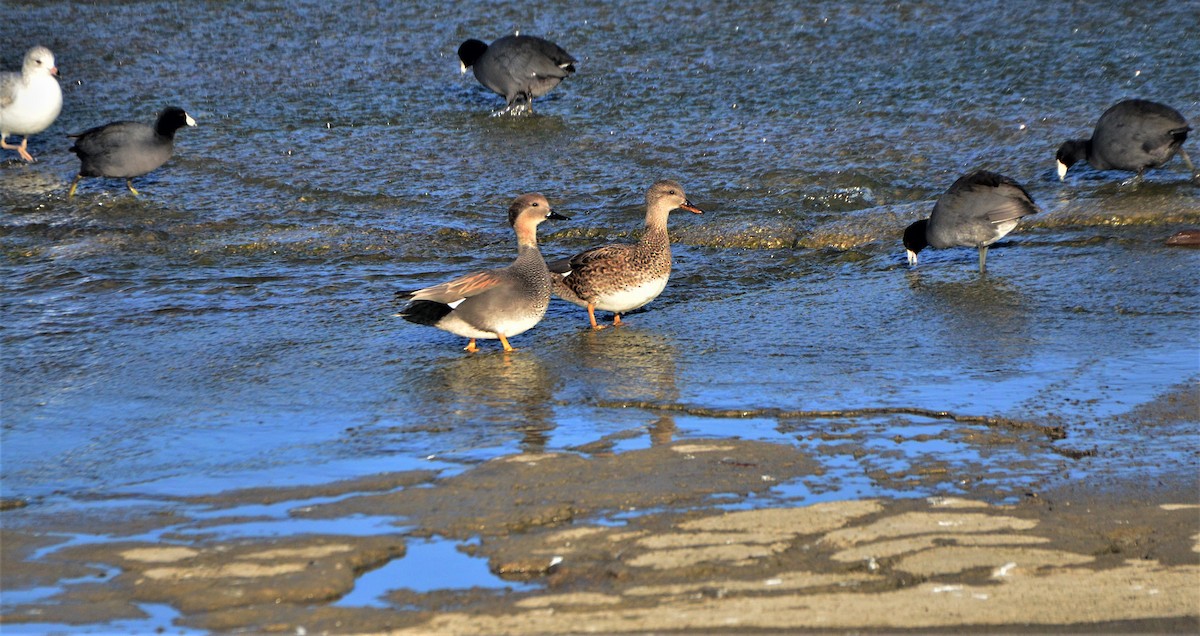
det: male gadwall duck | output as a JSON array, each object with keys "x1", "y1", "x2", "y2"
[
  {"x1": 904, "y1": 170, "x2": 1039, "y2": 274},
  {"x1": 458, "y1": 34, "x2": 576, "y2": 115},
  {"x1": 67, "y1": 107, "x2": 196, "y2": 197},
  {"x1": 1056, "y1": 99, "x2": 1195, "y2": 183},
  {"x1": 399, "y1": 193, "x2": 568, "y2": 352},
  {"x1": 550, "y1": 180, "x2": 702, "y2": 329},
  {"x1": 0, "y1": 46, "x2": 62, "y2": 163}
]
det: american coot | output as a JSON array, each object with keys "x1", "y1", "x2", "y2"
[
  {"x1": 1056, "y1": 99, "x2": 1196, "y2": 183},
  {"x1": 550, "y1": 180, "x2": 702, "y2": 330},
  {"x1": 0, "y1": 46, "x2": 62, "y2": 163},
  {"x1": 903, "y1": 170, "x2": 1040, "y2": 274},
  {"x1": 399, "y1": 194, "x2": 569, "y2": 352},
  {"x1": 457, "y1": 34, "x2": 576, "y2": 114},
  {"x1": 67, "y1": 107, "x2": 196, "y2": 197}
]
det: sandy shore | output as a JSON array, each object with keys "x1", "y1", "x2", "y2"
[{"x1": 2, "y1": 436, "x2": 1197, "y2": 634}]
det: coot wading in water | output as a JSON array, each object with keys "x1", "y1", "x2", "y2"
[
  {"x1": 1056, "y1": 99, "x2": 1197, "y2": 185},
  {"x1": 67, "y1": 107, "x2": 196, "y2": 197},
  {"x1": 457, "y1": 33, "x2": 576, "y2": 115},
  {"x1": 903, "y1": 170, "x2": 1040, "y2": 274}
]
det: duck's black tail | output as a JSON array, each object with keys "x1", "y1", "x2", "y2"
[{"x1": 399, "y1": 300, "x2": 452, "y2": 326}]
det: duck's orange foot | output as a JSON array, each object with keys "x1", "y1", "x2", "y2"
[
  {"x1": 586, "y1": 303, "x2": 607, "y2": 330},
  {"x1": 463, "y1": 339, "x2": 478, "y2": 352}
]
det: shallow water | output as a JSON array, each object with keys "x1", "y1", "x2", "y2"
[{"x1": 2, "y1": 0, "x2": 1199, "y2": 593}]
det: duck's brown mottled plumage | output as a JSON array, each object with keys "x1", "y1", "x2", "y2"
[{"x1": 550, "y1": 180, "x2": 702, "y2": 329}]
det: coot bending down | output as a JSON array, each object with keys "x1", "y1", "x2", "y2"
[
  {"x1": 457, "y1": 34, "x2": 576, "y2": 115},
  {"x1": 903, "y1": 170, "x2": 1040, "y2": 274},
  {"x1": 1056, "y1": 99, "x2": 1196, "y2": 183}
]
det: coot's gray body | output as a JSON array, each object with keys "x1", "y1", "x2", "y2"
[
  {"x1": 457, "y1": 35, "x2": 576, "y2": 114},
  {"x1": 1056, "y1": 99, "x2": 1194, "y2": 182},
  {"x1": 67, "y1": 107, "x2": 195, "y2": 196},
  {"x1": 903, "y1": 170, "x2": 1039, "y2": 273}
]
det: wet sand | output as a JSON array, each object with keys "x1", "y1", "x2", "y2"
[{"x1": 3, "y1": 396, "x2": 1198, "y2": 633}]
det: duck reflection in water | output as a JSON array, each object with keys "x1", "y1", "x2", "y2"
[
  {"x1": 418, "y1": 351, "x2": 558, "y2": 454},
  {"x1": 562, "y1": 327, "x2": 681, "y2": 448}
]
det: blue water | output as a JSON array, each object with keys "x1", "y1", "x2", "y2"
[
  {"x1": 0, "y1": 604, "x2": 202, "y2": 635},
  {"x1": 1, "y1": 1, "x2": 1198, "y2": 630},
  {"x1": 336, "y1": 537, "x2": 538, "y2": 608}
]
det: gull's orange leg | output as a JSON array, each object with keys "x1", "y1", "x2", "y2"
[
  {"x1": 463, "y1": 338, "x2": 478, "y2": 352},
  {"x1": 17, "y1": 138, "x2": 32, "y2": 162},
  {"x1": 499, "y1": 335, "x2": 515, "y2": 352},
  {"x1": 1, "y1": 137, "x2": 34, "y2": 162},
  {"x1": 612, "y1": 314, "x2": 623, "y2": 327},
  {"x1": 587, "y1": 302, "x2": 606, "y2": 331}
]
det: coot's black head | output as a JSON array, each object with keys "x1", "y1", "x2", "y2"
[
  {"x1": 1055, "y1": 139, "x2": 1089, "y2": 180},
  {"x1": 903, "y1": 219, "x2": 929, "y2": 266},
  {"x1": 155, "y1": 107, "x2": 196, "y2": 137},
  {"x1": 457, "y1": 39, "x2": 488, "y2": 70}
]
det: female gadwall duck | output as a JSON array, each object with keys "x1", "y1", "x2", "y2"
[
  {"x1": 457, "y1": 34, "x2": 576, "y2": 114},
  {"x1": 904, "y1": 170, "x2": 1039, "y2": 274},
  {"x1": 67, "y1": 107, "x2": 196, "y2": 197},
  {"x1": 0, "y1": 46, "x2": 62, "y2": 163},
  {"x1": 550, "y1": 180, "x2": 702, "y2": 329},
  {"x1": 400, "y1": 193, "x2": 568, "y2": 352},
  {"x1": 1056, "y1": 99, "x2": 1195, "y2": 183}
]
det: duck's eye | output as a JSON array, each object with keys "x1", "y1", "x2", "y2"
[
  {"x1": 531, "y1": 202, "x2": 539, "y2": 207},
  {"x1": 669, "y1": 190, "x2": 676, "y2": 195}
]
